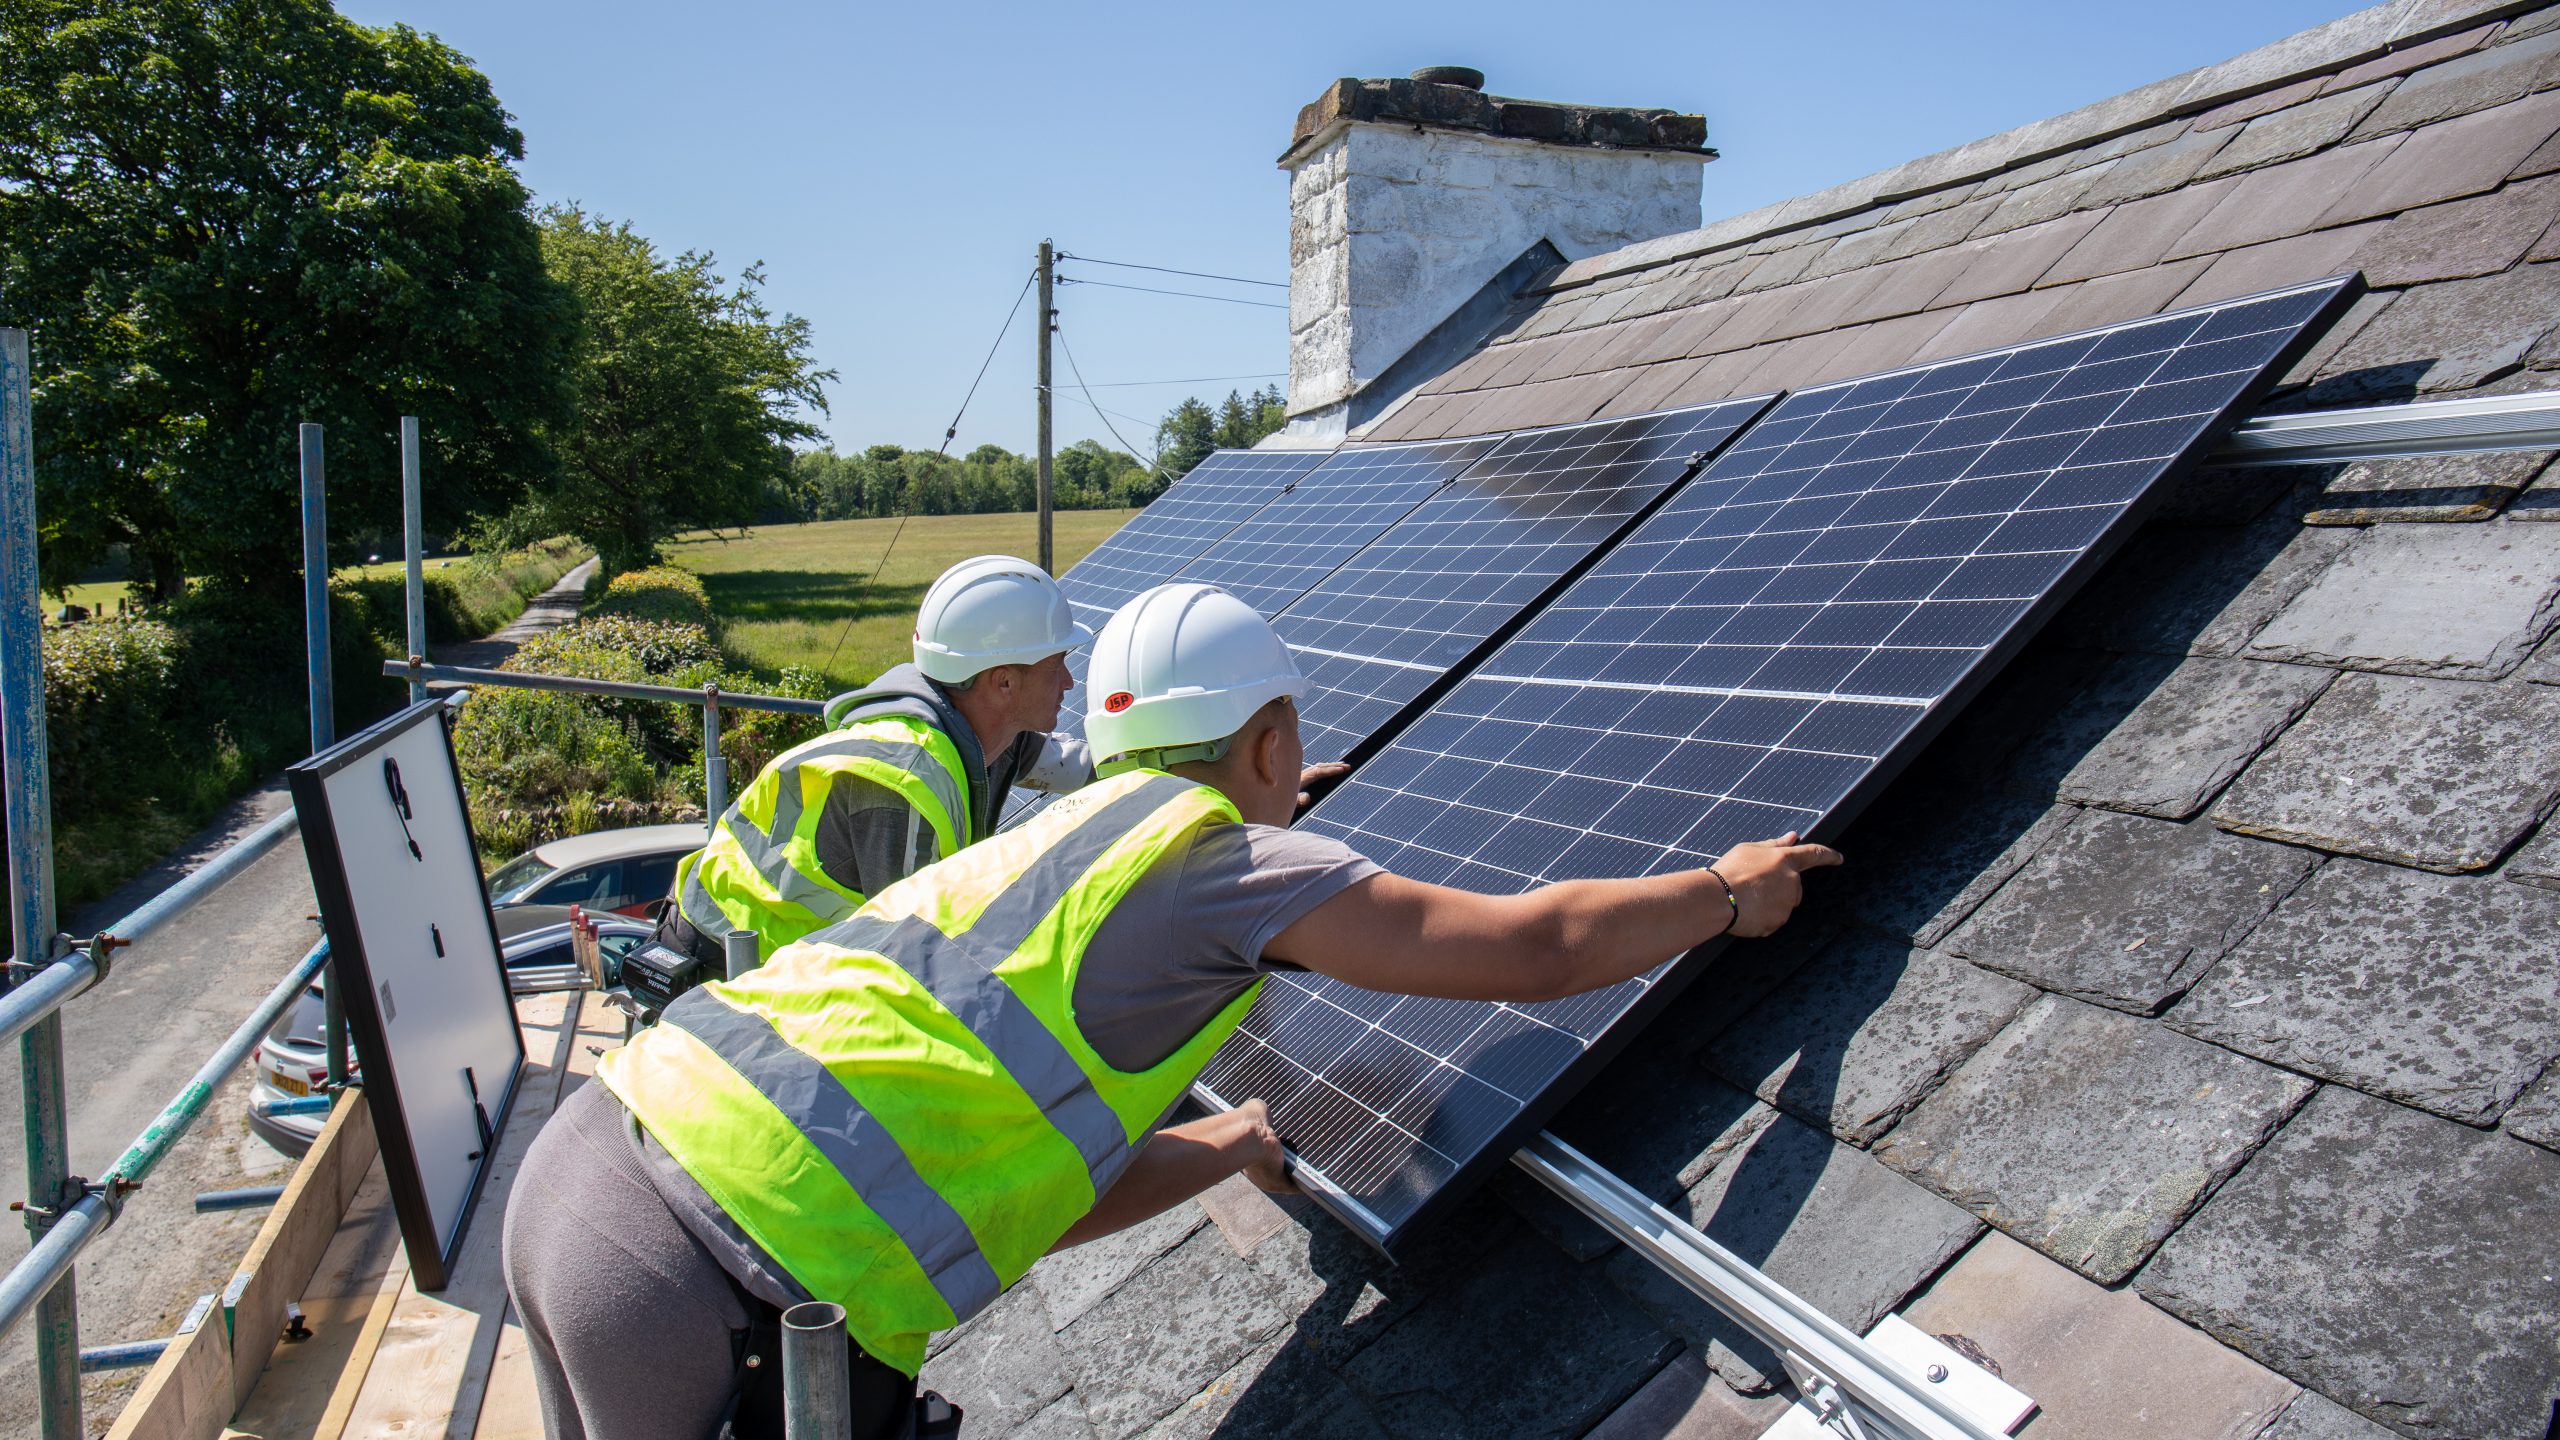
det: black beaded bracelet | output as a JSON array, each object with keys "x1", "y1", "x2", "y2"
[{"x1": 1704, "y1": 865, "x2": 1739, "y2": 934}]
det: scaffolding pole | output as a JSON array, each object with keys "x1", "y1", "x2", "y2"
[
  {"x1": 402, "y1": 416, "x2": 428, "y2": 705},
  {"x1": 3, "y1": 327, "x2": 82, "y2": 1440}
]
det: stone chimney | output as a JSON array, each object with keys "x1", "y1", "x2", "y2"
[{"x1": 1280, "y1": 68, "x2": 1712, "y2": 438}]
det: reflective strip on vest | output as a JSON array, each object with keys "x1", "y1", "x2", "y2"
[
  {"x1": 664, "y1": 995, "x2": 1004, "y2": 1321},
  {"x1": 603, "y1": 770, "x2": 1257, "y2": 1374},
  {"x1": 677, "y1": 721, "x2": 971, "y2": 953}
]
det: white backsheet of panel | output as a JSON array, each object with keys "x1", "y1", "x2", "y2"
[{"x1": 299, "y1": 705, "x2": 521, "y2": 1265}]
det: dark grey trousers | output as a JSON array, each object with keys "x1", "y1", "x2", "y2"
[{"x1": 501, "y1": 1081, "x2": 753, "y2": 1440}]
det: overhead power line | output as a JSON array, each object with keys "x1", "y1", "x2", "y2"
[
  {"x1": 820, "y1": 267, "x2": 1037, "y2": 680},
  {"x1": 1056, "y1": 277, "x2": 1288, "y2": 311},
  {"x1": 1053, "y1": 320, "x2": 1164, "y2": 471},
  {"x1": 1055, "y1": 253, "x2": 1288, "y2": 289}
]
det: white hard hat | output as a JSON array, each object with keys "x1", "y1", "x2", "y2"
[
  {"x1": 1087, "y1": 583, "x2": 1305, "y2": 773},
  {"x1": 912, "y1": 555, "x2": 1093, "y2": 684}
]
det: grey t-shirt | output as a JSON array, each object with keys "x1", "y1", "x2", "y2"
[{"x1": 632, "y1": 816, "x2": 1378, "y2": 1309}]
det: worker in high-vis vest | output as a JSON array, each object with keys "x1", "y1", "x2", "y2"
[
  {"x1": 502, "y1": 583, "x2": 1842, "y2": 1440},
  {"x1": 659, "y1": 555, "x2": 1101, "y2": 971}
]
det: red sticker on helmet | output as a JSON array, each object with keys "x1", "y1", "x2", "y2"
[{"x1": 1104, "y1": 691, "x2": 1135, "y2": 713}]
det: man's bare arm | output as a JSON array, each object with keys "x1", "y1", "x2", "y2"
[
  {"x1": 1051, "y1": 1101, "x2": 1288, "y2": 1252},
  {"x1": 1266, "y1": 835, "x2": 1841, "y2": 1003}
]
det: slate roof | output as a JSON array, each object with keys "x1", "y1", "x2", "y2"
[{"x1": 929, "y1": 5, "x2": 2560, "y2": 1436}]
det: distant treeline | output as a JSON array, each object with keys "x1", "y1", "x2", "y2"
[{"x1": 771, "y1": 386, "x2": 1287, "y2": 522}]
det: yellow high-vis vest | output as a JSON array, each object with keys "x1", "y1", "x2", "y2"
[
  {"x1": 600, "y1": 770, "x2": 1260, "y2": 1374},
  {"x1": 673, "y1": 713, "x2": 972, "y2": 962}
]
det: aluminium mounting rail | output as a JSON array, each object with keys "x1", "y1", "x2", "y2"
[
  {"x1": 2213, "y1": 388, "x2": 2560, "y2": 465},
  {"x1": 1512, "y1": 1132, "x2": 2009, "y2": 1440}
]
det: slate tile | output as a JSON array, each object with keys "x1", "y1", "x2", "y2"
[
  {"x1": 1607, "y1": 1103, "x2": 1982, "y2": 1392},
  {"x1": 2139, "y1": 1085, "x2": 2560, "y2": 1440},
  {"x1": 2052, "y1": 521, "x2": 2353, "y2": 657},
  {"x1": 2347, "y1": 24, "x2": 2560, "y2": 137},
  {"x1": 2194, "y1": 74, "x2": 2329, "y2": 132},
  {"x1": 1929, "y1": 212, "x2": 2106, "y2": 308},
  {"x1": 1830, "y1": 786, "x2": 2077, "y2": 949},
  {"x1": 2172, "y1": 859, "x2": 2560, "y2": 1124},
  {"x1": 1700, "y1": 931, "x2": 2037, "y2": 1144},
  {"x1": 2194, "y1": 84, "x2": 2395, "y2": 181},
  {"x1": 1904, "y1": 287, "x2": 2068, "y2": 364},
  {"x1": 2042, "y1": 179, "x2": 2242, "y2": 285},
  {"x1": 2145, "y1": 461, "x2": 2319, "y2": 527},
  {"x1": 2055, "y1": 657, "x2": 2335, "y2": 820},
  {"x1": 2348, "y1": 173, "x2": 2560, "y2": 285},
  {"x1": 1583, "y1": 1351, "x2": 1795, "y2": 1440},
  {"x1": 2165, "y1": 137, "x2": 2406, "y2": 260},
  {"x1": 1053, "y1": 1226, "x2": 1292, "y2": 1438},
  {"x1": 1027, "y1": 1201, "x2": 1208, "y2": 1330},
  {"x1": 2515, "y1": 453, "x2": 2560, "y2": 520},
  {"x1": 921, "y1": 1284, "x2": 1075, "y2": 1436},
  {"x1": 2500, "y1": 1066, "x2": 2560, "y2": 1153},
  {"x1": 1193, "y1": 1173, "x2": 1290, "y2": 1257},
  {"x1": 2511, "y1": 817, "x2": 2560, "y2": 890},
  {"x1": 2213, "y1": 672, "x2": 2560, "y2": 870},
  {"x1": 1969, "y1": 164, "x2": 2113, "y2": 238},
  {"x1": 1874, "y1": 994, "x2": 2313, "y2": 1283},
  {"x1": 1950, "y1": 812, "x2": 2319, "y2": 1014},
  {"x1": 2275, "y1": 287, "x2": 2397, "y2": 390},
  {"x1": 1132, "y1": 1333, "x2": 1384, "y2": 1440},
  {"x1": 2317, "y1": 258, "x2": 2560, "y2": 398},
  {"x1": 2166, "y1": 221, "x2": 2388, "y2": 310},
  {"x1": 1992, "y1": 649, "x2": 2206, "y2": 802},
  {"x1": 1901, "y1": 1230, "x2": 2298, "y2": 1440},
  {"x1": 1240, "y1": 1187, "x2": 1511, "y2": 1368},
  {"x1": 2301, "y1": 447, "x2": 2554, "y2": 522},
  {"x1": 2323, "y1": 20, "x2": 2498, "y2": 95},
  {"x1": 2244, "y1": 520, "x2": 2560, "y2": 677},
  {"x1": 2250, "y1": 1390, "x2": 2404, "y2": 1440},
  {"x1": 2317, "y1": 89, "x2": 2560, "y2": 225},
  {"x1": 1342, "y1": 1235, "x2": 1678, "y2": 1438},
  {"x1": 2074, "y1": 126, "x2": 2237, "y2": 210},
  {"x1": 2033, "y1": 258, "x2": 2218, "y2": 342}
]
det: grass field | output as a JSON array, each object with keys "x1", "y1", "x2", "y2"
[
  {"x1": 663, "y1": 510, "x2": 1135, "y2": 688},
  {"x1": 42, "y1": 555, "x2": 470, "y2": 623}
]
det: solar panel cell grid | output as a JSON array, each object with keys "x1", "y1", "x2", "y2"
[
  {"x1": 1277, "y1": 398, "x2": 1777, "y2": 763},
  {"x1": 1051, "y1": 447, "x2": 1327, "y2": 625},
  {"x1": 1203, "y1": 276, "x2": 2361, "y2": 1248},
  {"x1": 1172, "y1": 438, "x2": 1495, "y2": 617}
]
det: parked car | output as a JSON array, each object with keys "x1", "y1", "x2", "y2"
[
  {"x1": 485, "y1": 822, "x2": 705, "y2": 939},
  {"x1": 247, "y1": 914, "x2": 655, "y2": 1157}
]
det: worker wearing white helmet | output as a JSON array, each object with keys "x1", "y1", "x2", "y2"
[
  {"x1": 662, "y1": 555, "x2": 1100, "y2": 970},
  {"x1": 511, "y1": 581, "x2": 1841, "y2": 1439}
]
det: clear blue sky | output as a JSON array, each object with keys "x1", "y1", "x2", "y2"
[{"x1": 340, "y1": 0, "x2": 2360, "y2": 459}]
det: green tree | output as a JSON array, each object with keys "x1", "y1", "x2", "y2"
[
  {"x1": 511, "y1": 208, "x2": 834, "y2": 571},
  {"x1": 1212, "y1": 385, "x2": 1288, "y2": 450},
  {"x1": 0, "y1": 0, "x2": 577, "y2": 595},
  {"x1": 1153, "y1": 398, "x2": 1217, "y2": 481}
]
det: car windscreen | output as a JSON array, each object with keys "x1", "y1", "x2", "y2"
[{"x1": 487, "y1": 851, "x2": 559, "y2": 904}]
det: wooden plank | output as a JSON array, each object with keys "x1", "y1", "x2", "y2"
[
  {"x1": 337, "y1": 993, "x2": 585, "y2": 1440},
  {"x1": 224, "y1": 1092, "x2": 381, "y2": 1409},
  {"x1": 221, "y1": 1163, "x2": 401, "y2": 1440},
  {"x1": 304, "y1": 1246, "x2": 411, "y2": 1440},
  {"x1": 106, "y1": 1293, "x2": 234, "y2": 1440},
  {"x1": 471, "y1": 1303, "x2": 546, "y2": 1440}
]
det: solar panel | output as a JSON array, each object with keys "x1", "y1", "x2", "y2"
[
  {"x1": 1167, "y1": 437, "x2": 1497, "y2": 616},
  {"x1": 1277, "y1": 399, "x2": 1778, "y2": 764},
  {"x1": 1052, "y1": 447, "x2": 1330, "y2": 627},
  {"x1": 1199, "y1": 276, "x2": 2363, "y2": 1249}
]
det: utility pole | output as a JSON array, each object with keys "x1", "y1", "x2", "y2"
[{"x1": 1036, "y1": 240, "x2": 1055, "y2": 575}]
